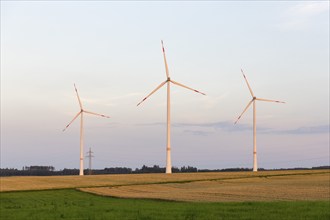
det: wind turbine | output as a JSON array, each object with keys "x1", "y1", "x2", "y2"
[
  {"x1": 137, "y1": 40, "x2": 206, "y2": 174},
  {"x1": 63, "y1": 84, "x2": 110, "y2": 176},
  {"x1": 235, "y1": 69, "x2": 285, "y2": 172}
]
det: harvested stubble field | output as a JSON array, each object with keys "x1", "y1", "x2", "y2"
[
  {"x1": 0, "y1": 169, "x2": 327, "y2": 193},
  {"x1": 1, "y1": 171, "x2": 254, "y2": 192},
  {"x1": 1, "y1": 170, "x2": 329, "y2": 202},
  {"x1": 1, "y1": 170, "x2": 329, "y2": 220},
  {"x1": 80, "y1": 171, "x2": 329, "y2": 202}
]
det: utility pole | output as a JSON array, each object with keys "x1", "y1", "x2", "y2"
[{"x1": 86, "y1": 147, "x2": 94, "y2": 175}]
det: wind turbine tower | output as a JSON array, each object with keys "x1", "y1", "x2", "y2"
[
  {"x1": 63, "y1": 84, "x2": 110, "y2": 176},
  {"x1": 235, "y1": 69, "x2": 285, "y2": 172},
  {"x1": 137, "y1": 41, "x2": 206, "y2": 174}
]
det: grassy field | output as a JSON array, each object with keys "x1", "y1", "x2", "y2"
[
  {"x1": 1, "y1": 189, "x2": 329, "y2": 220},
  {"x1": 1, "y1": 170, "x2": 329, "y2": 219}
]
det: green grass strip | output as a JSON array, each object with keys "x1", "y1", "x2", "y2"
[{"x1": 1, "y1": 189, "x2": 329, "y2": 220}]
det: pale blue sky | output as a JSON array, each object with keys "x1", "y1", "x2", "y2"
[{"x1": 1, "y1": 1, "x2": 329, "y2": 170}]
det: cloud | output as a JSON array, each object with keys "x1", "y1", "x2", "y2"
[
  {"x1": 135, "y1": 122, "x2": 165, "y2": 126},
  {"x1": 174, "y1": 121, "x2": 253, "y2": 132},
  {"x1": 135, "y1": 121, "x2": 253, "y2": 136},
  {"x1": 183, "y1": 130, "x2": 212, "y2": 136},
  {"x1": 137, "y1": 121, "x2": 261, "y2": 132},
  {"x1": 268, "y1": 125, "x2": 329, "y2": 135},
  {"x1": 136, "y1": 121, "x2": 329, "y2": 136},
  {"x1": 278, "y1": 1, "x2": 329, "y2": 30}
]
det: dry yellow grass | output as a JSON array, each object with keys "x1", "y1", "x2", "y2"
[
  {"x1": 1, "y1": 170, "x2": 329, "y2": 204},
  {"x1": 80, "y1": 171, "x2": 330, "y2": 202},
  {"x1": 0, "y1": 171, "x2": 249, "y2": 192}
]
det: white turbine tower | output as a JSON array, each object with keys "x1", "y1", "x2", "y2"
[
  {"x1": 63, "y1": 84, "x2": 110, "y2": 176},
  {"x1": 137, "y1": 40, "x2": 206, "y2": 174},
  {"x1": 235, "y1": 69, "x2": 285, "y2": 172}
]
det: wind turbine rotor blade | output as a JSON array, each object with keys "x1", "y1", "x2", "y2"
[
  {"x1": 62, "y1": 111, "x2": 81, "y2": 131},
  {"x1": 234, "y1": 100, "x2": 254, "y2": 124},
  {"x1": 241, "y1": 69, "x2": 254, "y2": 97},
  {"x1": 256, "y1": 98, "x2": 285, "y2": 103},
  {"x1": 161, "y1": 40, "x2": 170, "y2": 78},
  {"x1": 74, "y1": 84, "x2": 83, "y2": 109},
  {"x1": 84, "y1": 110, "x2": 110, "y2": 118},
  {"x1": 137, "y1": 80, "x2": 167, "y2": 106},
  {"x1": 171, "y1": 80, "x2": 206, "y2": 96}
]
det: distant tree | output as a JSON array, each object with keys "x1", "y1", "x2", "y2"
[
  {"x1": 180, "y1": 166, "x2": 198, "y2": 173},
  {"x1": 312, "y1": 166, "x2": 330, "y2": 170},
  {"x1": 1, "y1": 165, "x2": 329, "y2": 177}
]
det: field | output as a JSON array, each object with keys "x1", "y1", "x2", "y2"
[
  {"x1": 0, "y1": 170, "x2": 329, "y2": 219},
  {"x1": 1, "y1": 170, "x2": 327, "y2": 192},
  {"x1": 1, "y1": 189, "x2": 329, "y2": 220},
  {"x1": 81, "y1": 171, "x2": 329, "y2": 202}
]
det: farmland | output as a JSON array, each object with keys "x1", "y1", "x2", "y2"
[
  {"x1": 81, "y1": 171, "x2": 329, "y2": 202},
  {"x1": 0, "y1": 170, "x2": 329, "y2": 219},
  {"x1": 1, "y1": 189, "x2": 329, "y2": 220},
  {"x1": 1, "y1": 169, "x2": 327, "y2": 192}
]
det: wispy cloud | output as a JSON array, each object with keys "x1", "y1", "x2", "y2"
[
  {"x1": 136, "y1": 121, "x2": 329, "y2": 136},
  {"x1": 135, "y1": 122, "x2": 165, "y2": 127},
  {"x1": 183, "y1": 130, "x2": 212, "y2": 136},
  {"x1": 267, "y1": 125, "x2": 329, "y2": 135},
  {"x1": 174, "y1": 121, "x2": 254, "y2": 132},
  {"x1": 278, "y1": 1, "x2": 329, "y2": 30},
  {"x1": 137, "y1": 121, "x2": 259, "y2": 132}
]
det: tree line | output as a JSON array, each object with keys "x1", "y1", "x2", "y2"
[{"x1": 0, "y1": 165, "x2": 329, "y2": 177}]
